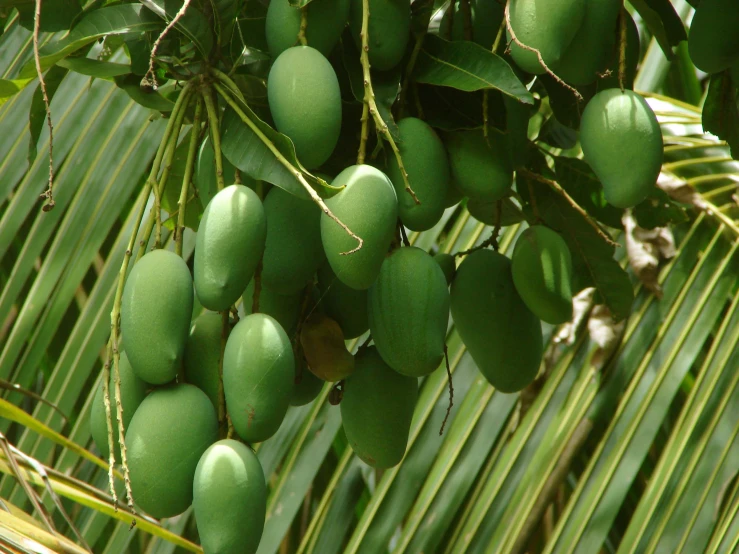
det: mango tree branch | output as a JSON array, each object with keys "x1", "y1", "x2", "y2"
[
  {"x1": 202, "y1": 85, "x2": 226, "y2": 191},
  {"x1": 212, "y1": 80, "x2": 364, "y2": 255},
  {"x1": 144, "y1": 0, "x2": 193, "y2": 89}
]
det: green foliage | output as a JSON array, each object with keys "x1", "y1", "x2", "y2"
[{"x1": 266, "y1": 0, "x2": 349, "y2": 57}]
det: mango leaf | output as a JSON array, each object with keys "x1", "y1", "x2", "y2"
[
  {"x1": 114, "y1": 74, "x2": 175, "y2": 111},
  {"x1": 18, "y1": 5, "x2": 160, "y2": 80},
  {"x1": 628, "y1": 0, "x2": 683, "y2": 59},
  {"x1": 539, "y1": 74, "x2": 594, "y2": 130},
  {"x1": 28, "y1": 65, "x2": 68, "y2": 165},
  {"x1": 413, "y1": 35, "x2": 534, "y2": 104},
  {"x1": 57, "y1": 57, "x2": 131, "y2": 78},
  {"x1": 702, "y1": 71, "x2": 739, "y2": 160},
  {"x1": 635, "y1": 0, "x2": 686, "y2": 45},
  {"x1": 0, "y1": 77, "x2": 34, "y2": 106},
  {"x1": 633, "y1": 188, "x2": 689, "y2": 229},
  {"x1": 140, "y1": 0, "x2": 214, "y2": 58},
  {"x1": 15, "y1": 0, "x2": 82, "y2": 32}
]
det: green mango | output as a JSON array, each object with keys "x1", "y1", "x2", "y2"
[
  {"x1": 290, "y1": 364, "x2": 325, "y2": 406},
  {"x1": 127, "y1": 384, "x2": 218, "y2": 518},
  {"x1": 444, "y1": 130, "x2": 512, "y2": 201},
  {"x1": 688, "y1": 0, "x2": 739, "y2": 74},
  {"x1": 183, "y1": 312, "x2": 222, "y2": 411},
  {"x1": 261, "y1": 186, "x2": 325, "y2": 294},
  {"x1": 349, "y1": 0, "x2": 410, "y2": 71},
  {"x1": 450, "y1": 250, "x2": 542, "y2": 393},
  {"x1": 340, "y1": 347, "x2": 417, "y2": 468},
  {"x1": 368, "y1": 247, "x2": 450, "y2": 377},
  {"x1": 194, "y1": 185, "x2": 267, "y2": 311},
  {"x1": 580, "y1": 89, "x2": 663, "y2": 208},
  {"x1": 439, "y1": 0, "x2": 503, "y2": 49},
  {"x1": 507, "y1": 0, "x2": 585, "y2": 75},
  {"x1": 193, "y1": 439, "x2": 267, "y2": 554},
  {"x1": 223, "y1": 313, "x2": 294, "y2": 443},
  {"x1": 243, "y1": 279, "x2": 303, "y2": 338},
  {"x1": 316, "y1": 260, "x2": 369, "y2": 339},
  {"x1": 90, "y1": 351, "x2": 147, "y2": 460},
  {"x1": 386, "y1": 118, "x2": 450, "y2": 231},
  {"x1": 267, "y1": 46, "x2": 342, "y2": 169},
  {"x1": 511, "y1": 226, "x2": 573, "y2": 324},
  {"x1": 434, "y1": 252, "x2": 456, "y2": 286},
  {"x1": 121, "y1": 249, "x2": 193, "y2": 385},
  {"x1": 598, "y1": 11, "x2": 640, "y2": 91},
  {"x1": 320, "y1": 165, "x2": 398, "y2": 290},
  {"x1": 266, "y1": 0, "x2": 350, "y2": 58}
]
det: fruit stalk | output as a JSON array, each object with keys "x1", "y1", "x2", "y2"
[
  {"x1": 175, "y1": 95, "x2": 204, "y2": 256},
  {"x1": 101, "y1": 342, "x2": 118, "y2": 506},
  {"x1": 358, "y1": 0, "x2": 420, "y2": 204},
  {"x1": 211, "y1": 78, "x2": 364, "y2": 254},
  {"x1": 618, "y1": 7, "x2": 627, "y2": 92},
  {"x1": 297, "y1": 7, "x2": 308, "y2": 45},
  {"x1": 202, "y1": 85, "x2": 226, "y2": 191}
]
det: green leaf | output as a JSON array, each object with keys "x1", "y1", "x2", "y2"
[
  {"x1": 633, "y1": 188, "x2": 689, "y2": 229},
  {"x1": 413, "y1": 35, "x2": 534, "y2": 104},
  {"x1": 57, "y1": 57, "x2": 131, "y2": 78},
  {"x1": 539, "y1": 74, "x2": 594, "y2": 130},
  {"x1": 113, "y1": 74, "x2": 175, "y2": 111},
  {"x1": 628, "y1": 0, "x2": 682, "y2": 60},
  {"x1": 702, "y1": 71, "x2": 739, "y2": 160},
  {"x1": 28, "y1": 65, "x2": 68, "y2": 165},
  {"x1": 140, "y1": 0, "x2": 214, "y2": 58},
  {"x1": 636, "y1": 0, "x2": 687, "y2": 45}
]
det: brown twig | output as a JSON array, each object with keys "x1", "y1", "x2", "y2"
[
  {"x1": 618, "y1": 7, "x2": 627, "y2": 92},
  {"x1": 33, "y1": 0, "x2": 55, "y2": 212},
  {"x1": 297, "y1": 7, "x2": 308, "y2": 45},
  {"x1": 439, "y1": 344, "x2": 454, "y2": 435},
  {"x1": 143, "y1": 0, "x2": 193, "y2": 90}
]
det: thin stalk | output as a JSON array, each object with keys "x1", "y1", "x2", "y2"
[
  {"x1": 618, "y1": 7, "x2": 627, "y2": 91},
  {"x1": 460, "y1": 0, "x2": 472, "y2": 40},
  {"x1": 175, "y1": 96, "x2": 203, "y2": 256},
  {"x1": 101, "y1": 341, "x2": 117, "y2": 506},
  {"x1": 202, "y1": 86, "x2": 226, "y2": 191},
  {"x1": 297, "y1": 7, "x2": 308, "y2": 45},
  {"x1": 357, "y1": 101, "x2": 369, "y2": 164}
]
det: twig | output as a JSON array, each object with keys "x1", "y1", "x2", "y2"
[
  {"x1": 518, "y1": 168, "x2": 619, "y2": 247},
  {"x1": 504, "y1": 2, "x2": 582, "y2": 102},
  {"x1": 460, "y1": 0, "x2": 472, "y2": 41},
  {"x1": 101, "y1": 343, "x2": 117, "y2": 507},
  {"x1": 439, "y1": 344, "x2": 453, "y2": 435},
  {"x1": 175, "y1": 96, "x2": 203, "y2": 256},
  {"x1": 251, "y1": 258, "x2": 263, "y2": 313},
  {"x1": 297, "y1": 7, "x2": 308, "y2": 45},
  {"x1": 357, "y1": 101, "x2": 369, "y2": 164},
  {"x1": 212, "y1": 80, "x2": 364, "y2": 254},
  {"x1": 143, "y1": 0, "x2": 193, "y2": 90},
  {"x1": 33, "y1": 0, "x2": 55, "y2": 212},
  {"x1": 202, "y1": 86, "x2": 226, "y2": 191},
  {"x1": 618, "y1": 7, "x2": 627, "y2": 92},
  {"x1": 359, "y1": 0, "x2": 420, "y2": 204},
  {"x1": 111, "y1": 339, "x2": 135, "y2": 519}
]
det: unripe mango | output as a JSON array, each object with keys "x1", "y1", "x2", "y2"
[
  {"x1": 580, "y1": 89, "x2": 663, "y2": 208},
  {"x1": 243, "y1": 279, "x2": 303, "y2": 337},
  {"x1": 183, "y1": 312, "x2": 222, "y2": 411},
  {"x1": 368, "y1": 247, "x2": 450, "y2": 377},
  {"x1": 193, "y1": 439, "x2": 267, "y2": 554},
  {"x1": 450, "y1": 250, "x2": 542, "y2": 393},
  {"x1": 195, "y1": 185, "x2": 267, "y2": 311},
  {"x1": 439, "y1": 0, "x2": 502, "y2": 49},
  {"x1": 262, "y1": 186, "x2": 325, "y2": 294},
  {"x1": 688, "y1": 0, "x2": 739, "y2": 74},
  {"x1": 507, "y1": 0, "x2": 585, "y2": 75},
  {"x1": 511, "y1": 226, "x2": 573, "y2": 324},
  {"x1": 444, "y1": 130, "x2": 512, "y2": 202},
  {"x1": 386, "y1": 118, "x2": 450, "y2": 231},
  {"x1": 349, "y1": 0, "x2": 410, "y2": 71},
  {"x1": 90, "y1": 351, "x2": 147, "y2": 460},
  {"x1": 291, "y1": 365, "x2": 325, "y2": 406},
  {"x1": 340, "y1": 347, "x2": 417, "y2": 468},
  {"x1": 434, "y1": 253, "x2": 456, "y2": 286},
  {"x1": 316, "y1": 260, "x2": 369, "y2": 339},
  {"x1": 320, "y1": 165, "x2": 398, "y2": 290},
  {"x1": 127, "y1": 384, "x2": 218, "y2": 518},
  {"x1": 121, "y1": 249, "x2": 193, "y2": 385},
  {"x1": 300, "y1": 312, "x2": 355, "y2": 381},
  {"x1": 267, "y1": 46, "x2": 342, "y2": 169},
  {"x1": 223, "y1": 313, "x2": 294, "y2": 443},
  {"x1": 266, "y1": 0, "x2": 349, "y2": 58}
]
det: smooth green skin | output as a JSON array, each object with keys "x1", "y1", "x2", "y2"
[
  {"x1": 90, "y1": 351, "x2": 147, "y2": 460},
  {"x1": 195, "y1": 185, "x2": 267, "y2": 311},
  {"x1": 450, "y1": 250, "x2": 542, "y2": 393},
  {"x1": 386, "y1": 118, "x2": 450, "y2": 231},
  {"x1": 439, "y1": 0, "x2": 502, "y2": 49},
  {"x1": 267, "y1": 46, "x2": 342, "y2": 169},
  {"x1": 320, "y1": 165, "x2": 398, "y2": 290},
  {"x1": 261, "y1": 186, "x2": 325, "y2": 294},
  {"x1": 243, "y1": 279, "x2": 303, "y2": 337},
  {"x1": 349, "y1": 0, "x2": 410, "y2": 70},
  {"x1": 368, "y1": 247, "x2": 450, "y2": 377},
  {"x1": 183, "y1": 312, "x2": 222, "y2": 411},
  {"x1": 508, "y1": 0, "x2": 585, "y2": 75},
  {"x1": 511, "y1": 226, "x2": 573, "y2": 324},
  {"x1": 444, "y1": 131, "x2": 512, "y2": 202},
  {"x1": 316, "y1": 260, "x2": 369, "y2": 339},
  {"x1": 266, "y1": 0, "x2": 349, "y2": 58},
  {"x1": 580, "y1": 89, "x2": 663, "y2": 208},
  {"x1": 126, "y1": 384, "x2": 218, "y2": 518},
  {"x1": 599, "y1": 12, "x2": 639, "y2": 91},
  {"x1": 434, "y1": 253, "x2": 456, "y2": 286},
  {"x1": 551, "y1": 0, "x2": 620, "y2": 85},
  {"x1": 688, "y1": 0, "x2": 739, "y2": 74},
  {"x1": 193, "y1": 439, "x2": 266, "y2": 554},
  {"x1": 291, "y1": 364, "x2": 325, "y2": 406},
  {"x1": 223, "y1": 314, "x2": 295, "y2": 443},
  {"x1": 121, "y1": 249, "x2": 193, "y2": 385},
  {"x1": 340, "y1": 347, "x2": 417, "y2": 468},
  {"x1": 444, "y1": 179, "x2": 464, "y2": 208}
]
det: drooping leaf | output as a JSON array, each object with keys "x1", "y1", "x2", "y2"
[
  {"x1": 702, "y1": 71, "x2": 739, "y2": 160},
  {"x1": 539, "y1": 74, "x2": 594, "y2": 130},
  {"x1": 28, "y1": 65, "x2": 68, "y2": 165},
  {"x1": 140, "y1": 0, "x2": 214, "y2": 58},
  {"x1": 628, "y1": 0, "x2": 684, "y2": 60},
  {"x1": 113, "y1": 74, "x2": 175, "y2": 111},
  {"x1": 161, "y1": 139, "x2": 204, "y2": 232},
  {"x1": 57, "y1": 57, "x2": 131, "y2": 78},
  {"x1": 413, "y1": 35, "x2": 534, "y2": 104}
]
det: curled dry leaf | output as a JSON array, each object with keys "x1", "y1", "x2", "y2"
[
  {"x1": 588, "y1": 304, "x2": 626, "y2": 370},
  {"x1": 624, "y1": 211, "x2": 676, "y2": 298},
  {"x1": 657, "y1": 171, "x2": 709, "y2": 210}
]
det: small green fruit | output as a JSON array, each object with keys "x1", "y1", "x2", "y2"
[
  {"x1": 127, "y1": 384, "x2": 218, "y2": 518},
  {"x1": 316, "y1": 260, "x2": 369, "y2": 339},
  {"x1": 444, "y1": 130, "x2": 512, "y2": 202},
  {"x1": 223, "y1": 314, "x2": 294, "y2": 443},
  {"x1": 121, "y1": 249, "x2": 193, "y2": 385},
  {"x1": 266, "y1": 0, "x2": 349, "y2": 58},
  {"x1": 688, "y1": 0, "x2": 739, "y2": 74},
  {"x1": 261, "y1": 186, "x2": 325, "y2": 294},
  {"x1": 386, "y1": 118, "x2": 450, "y2": 231},
  {"x1": 340, "y1": 347, "x2": 417, "y2": 468},
  {"x1": 90, "y1": 351, "x2": 147, "y2": 460},
  {"x1": 193, "y1": 439, "x2": 267, "y2": 554},
  {"x1": 580, "y1": 89, "x2": 663, "y2": 208},
  {"x1": 320, "y1": 165, "x2": 398, "y2": 290},
  {"x1": 368, "y1": 247, "x2": 450, "y2": 377},
  {"x1": 267, "y1": 46, "x2": 342, "y2": 169},
  {"x1": 183, "y1": 312, "x2": 222, "y2": 411},
  {"x1": 349, "y1": 0, "x2": 410, "y2": 70},
  {"x1": 195, "y1": 185, "x2": 267, "y2": 311},
  {"x1": 450, "y1": 250, "x2": 542, "y2": 393},
  {"x1": 511, "y1": 226, "x2": 573, "y2": 324}
]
